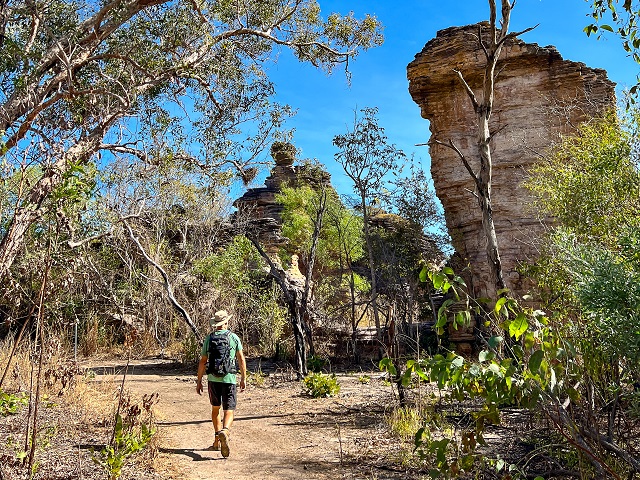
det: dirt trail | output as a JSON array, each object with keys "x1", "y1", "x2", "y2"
[{"x1": 90, "y1": 360, "x2": 397, "y2": 480}]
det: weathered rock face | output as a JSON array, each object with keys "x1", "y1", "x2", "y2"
[
  {"x1": 407, "y1": 23, "x2": 616, "y2": 299},
  {"x1": 233, "y1": 142, "x2": 331, "y2": 251}
]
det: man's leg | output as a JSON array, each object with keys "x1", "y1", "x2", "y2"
[
  {"x1": 212, "y1": 405, "x2": 222, "y2": 432},
  {"x1": 222, "y1": 409, "x2": 234, "y2": 430},
  {"x1": 217, "y1": 383, "x2": 237, "y2": 458},
  {"x1": 208, "y1": 382, "x2": 224, "y2": 450}
]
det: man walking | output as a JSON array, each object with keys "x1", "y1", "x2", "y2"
[{"x1": 196, "y1": 310, "x2": 247, "y2": 458}]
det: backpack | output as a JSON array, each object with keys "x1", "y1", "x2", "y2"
[{"x1": 206, "y1": 331, "x2": 238, "y2": 376}]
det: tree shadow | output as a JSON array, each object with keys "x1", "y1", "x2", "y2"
[{"x1": 158, "y1": 447, "x2": 225, "y2": 462}]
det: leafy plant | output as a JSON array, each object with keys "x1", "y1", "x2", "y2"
[
  {"x1": 93, "y1": 413, "x2": 155, "y2": 480},
  {"x1": 302, "y1": 373, "x2": 340, "y2": 398},
  {"x1": 0, "y1": 389, "x2": 28, "y2": 416},
  {"x1": 394, "y1": 260, "x2": 640, "y2": 479},
  {"x1": 307, "y1": 355, "x2": 328, "y2": 373},
  {"x1": 386, "y1": 406, "x2": 423, "y2": 440},
  {"x1": 92, "y1": 392, "x2": 158, "y2": 480},
  {"x1": 249, "y1": 370, "x2": 267, "y2": 388}
]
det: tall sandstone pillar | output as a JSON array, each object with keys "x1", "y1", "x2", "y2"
[{"x1": 408, "y1": 24, "x2": 616, "y2": 299}]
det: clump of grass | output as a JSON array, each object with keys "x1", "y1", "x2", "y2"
[
  {"x1": 249, "y1": 369, "x2": 267, "y2": 387},
  {"x1": 385, "y1": 406, "x2": 424, "y2": 441}
]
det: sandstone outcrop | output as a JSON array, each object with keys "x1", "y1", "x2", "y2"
[
  {"x1": 407, "y1": 23, "x2": 616, "y2": 299},
  {"x1": 233, "y1": 142, "x2": 331, "y2": 252}
]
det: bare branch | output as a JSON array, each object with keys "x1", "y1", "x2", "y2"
[
  {"x1": 489, "y1": 0, "x2": 498, "y2": 45},
  {"x1": 471, "y1": 23, "x2": 490, "y2": 61},
  {"x1": 66, "y1": 212, "x2": 142, "y2": 248},
  {"x1": 453, "y1": 69, "x2": 479, "y2": 111},
  {"x1": 431, "y1": 138, "x2": 481, "y2": 188},
  {"x1": 488, "y1": 123, "x2": 508, "y2": 142},
  {"x1": 497, "y1": 25, "x2": 538, "y2": 47},
  {"x1": 124, "y1": 220, "x2": 200, "y2": 338}
]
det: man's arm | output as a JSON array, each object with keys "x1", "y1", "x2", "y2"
[
  {"x1": 196, "y1": 355, "x2": 207, "y2": 395},
  {"x1": 236, "y1": 349, "x2": 247, "y2": 391}
]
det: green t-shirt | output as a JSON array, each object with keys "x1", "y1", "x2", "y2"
[{"x1": 201, "y1": 330, "x2": 242, "y2": 384}]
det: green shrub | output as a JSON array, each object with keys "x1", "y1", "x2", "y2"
[
  {"x1": 302, "y1": 373, "x2": 340, "y2": 398},
  {"x1": 92, "y1": 392, "x2": 158, "y2": 480},
  {"x1": 93, "y1": 413, "x2": 154, "y2": 480},
  {"x1": 307, "y1": 355, "x2": 328, "y2": 373},
  {"x1": 0, "y1": 389, "x2": 28, "y2": 416}
]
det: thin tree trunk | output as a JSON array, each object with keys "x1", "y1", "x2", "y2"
[
  {"x1": 349, "y1": 269, "x2": 360, "y2": 364},
  {"x1": 440, "y1": 1, "x2": 534, "y2": 297},
  {"x1": 247, "y1": 235, "x2": 308, "y2": 378},
  {"x1": 361, "y1": 193, "x2": 383, "y2": 360},
  {"x1": 26, "y1": 239, "x2": 52, "y2": 473},
  {"x1": 301, "y1": 189, "x2": 328, "y2": 358}
]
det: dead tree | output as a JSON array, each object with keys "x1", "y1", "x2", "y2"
[
  {"x1": 432, "y1": 0, "x2": 535, "y2": 296},
  {"x1": 247, "y1": 235, "x2": 308, "y2": 379}
]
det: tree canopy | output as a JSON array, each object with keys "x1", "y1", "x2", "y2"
[{"x1": 0, "y1": 0, "x2": 383, "y2": 280}]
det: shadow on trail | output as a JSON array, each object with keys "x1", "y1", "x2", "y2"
[
  {"x1": 158, "y1": 419, "x2": 210, "y2": 426},
  {"x1": 84, "y1": 357, "x2": 295, "y2": 378},
  {"x1": 85, "y1": 361, "x2": 194, "y2": 377},
  {"x1": 233, "y1": 413, "x2": 289, "y2": 422},
  {"x1": 158, "y1": 447, "x2": 225, "y2": 462}
]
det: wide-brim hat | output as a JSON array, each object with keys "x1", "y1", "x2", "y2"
[{"x1": 210, "y1": 310, "x2": 232, "y2": 327}]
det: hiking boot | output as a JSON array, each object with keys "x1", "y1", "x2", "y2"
[
  {"x1": 218, "y1": 428, "x2": 230, "y2": 458},
  {"x1": 207, "y1": 436, "x2": 221, "y2": 451}
]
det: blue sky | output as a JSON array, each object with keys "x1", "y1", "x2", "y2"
[{"x1": 258, "y1": 0, "x2": 638, "y2": 196}]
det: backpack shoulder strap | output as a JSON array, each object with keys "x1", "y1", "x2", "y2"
[{"x1": 205, "y1": 333, "x2": 214, "y2": 353}]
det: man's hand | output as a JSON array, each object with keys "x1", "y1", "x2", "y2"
[
  {"x1": 196, "y1": 379, "x2": 203, "y2": 395},
  {"x1": 239, "y1": 377, "x2": 246, "y2": 392}
]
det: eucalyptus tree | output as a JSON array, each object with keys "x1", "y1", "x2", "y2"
[
  {"x1": 517, "y1": 112, "x2": 640, "y2": 479},
  {"x1": 0, "y1": 0, "x2": 383, "y2": 283},
  {"x1": 333, "y1": 107, "x2": 406, "y2": 359}
]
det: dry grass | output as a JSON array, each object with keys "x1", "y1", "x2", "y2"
[{"x1": 0, "y1": 339, "x2": 163, "y2": 480}]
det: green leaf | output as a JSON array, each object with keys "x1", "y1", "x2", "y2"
[
  {"x1": 549, "y1": 365, "x2": 557, "y2": 391},
  {"x1": 478, "y1": 350, "x2": 494, "y2": 362},
  {"x1": 419, "y1": 266, "x2": 429, "y2": 283},
  {"x1": 600, "y1": 24, "x2": 614, "y2": 32},
  {"x1": 488, "y1": 336, "x2": 503, "y2": 348},
  {"x1": 453, "y1": 275, "x2": 467, "y2": 287},
  {"x1": 379, "y1": 358, "x2": 396, "y2": 376},
  {"x1": 508, "y1": 313, "x2": 529, "y2": 340},
  {"x1": 432, "y1": 272, "x2": 445, "y2": 289},
  {"x1": 451, "y1": 356, "x2": 464, "y2": 368},
  {"x1": 494, "y1": 297, "x2": 507, "y2": 314},
  {"x1": 528, "y1": 350, "x2": 544, "y2": 373}
]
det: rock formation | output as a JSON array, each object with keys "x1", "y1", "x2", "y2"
[
  {"x1": 407, "y1": 23, "x2": 616, "y2": 299},
  {"x1": 233, "y1": 142, "x2": 331, "y2": 252}
]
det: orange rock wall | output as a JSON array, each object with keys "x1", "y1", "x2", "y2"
[{"x1": 407, "y1": 24, "x2": 616, "y2": 298}]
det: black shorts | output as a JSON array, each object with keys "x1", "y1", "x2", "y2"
[{"x1": 207, "y1": 381, "x2": 237, "y2": 410}]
